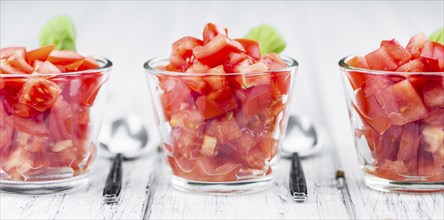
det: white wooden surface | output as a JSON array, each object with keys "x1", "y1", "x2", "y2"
[{"x1": 1, "y1": 1, "x2": 444, "y2": 219}]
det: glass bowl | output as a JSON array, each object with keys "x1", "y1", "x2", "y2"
[
  {"x1": 144, "y1": 56, "x2": 298, "y2": 194},
  {"x1": 339, "y1": 54, "x2": 443, "y2": 192},
  {"x1": 0, "y1": 56, "x2": 112, "y2": 195}
]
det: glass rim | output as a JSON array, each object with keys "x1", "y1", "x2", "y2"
[
  {"x1": 143, "y1": 55, "x2": 298, "y2": 76},
  {"x1": 339, "y1": 53, "x2": 444, "y2": 76},
  {"x1": 0, "y1": 55, "x2": 113, "y2": 78}
]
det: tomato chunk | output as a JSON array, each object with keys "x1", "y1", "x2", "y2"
[
  {"x1": 374, "y1": 79, "x2": 427, "y2": 125},
  {"x1": 18, "y1": 77, "x2": 61, "y2": 112},
  {"x1": 193, "y1": 34, "x2": 245, "y2": 67}
]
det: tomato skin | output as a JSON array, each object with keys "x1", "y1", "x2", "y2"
[
  {"x1": 170, "y1": 37, "x2": 203, "y2": 71},
  {"x1": 47, "y1": 50, "x2": 84, "y2": 65},
  {"x1": 406, "y1": 33, "x2": 428, "y2": 59},
  {"x1": 380, "y1": 39, "x2": 411, "y2": 66},
  {"x1": 193, "y1": 34, "x2": 245, "y2": 67},
  {"x1": 234, "y1": 38, "x2": 261, "y2": 60},
  {"x1": 365, "y1": 47, "x2": 398, "y2": 71},
  {"x1": 27, "y1": 44, "x2": 55, "y2": 65},
  {"x1": 36, "y1": 61, "x2": 62, "y2": 74},
  {"x1": 202, "y1": 23, "x2": 228, "y2": 45},
  {"x1": 196, "y1": 88, "x2": 238, "y2": 119}
]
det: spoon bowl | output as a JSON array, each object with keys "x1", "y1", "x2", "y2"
[
  {"x1": 99, "y1": 115, "x2": 149, "y2": 160},
  {"x1": 281, "y1": 115, "x2": 322, "y2": 158}
]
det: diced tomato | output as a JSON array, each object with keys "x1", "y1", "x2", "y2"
[
  {"x1": 380, "y1": 39, "x2": 411, "y2": 66},
  {"x1": 261, "y1": 53, "x2": 288, "y2": 70},
  {"x1": 48, "y1": 97, "x2": 73, "y2": 141},
  {"x1": 206, "y1": 112, "x2": 242, "y2": 144},
  {"x1": 5, "y1": 114, "x2": 49, "y2": 135},
  {"x1": 80, "y1": 56, "x2": 100, "y2": 70},
  {"x1": 47, "y1": 50, "x2": 84, "y2": 65},
  {"x1": 396, "y1": 58, "x2": 429, "y2": 72},
  {"x1": 365, "y1": 47, "x2": 398, "y2": 71},
  {"x1": 18, "y1": 77, "x2": 61, "y2": 112},
  {"x1": 421, "y1": 125, "x2": 444, "y2": 154},
  {"x1": 195, "y1": 156, "x2": 241, "y2": 182},
  {"x1": 420, "y1": 41, "x2": 444, "y2": 71},
  {"x1": 193, "y1": 34, "x2": 245, "y2": 67},
  {"x1": 196, "y1": 87, "x2": 238, "y2": 119},
  {"x1": 374, "y1": 79, "x2": 428, "y2": 125},
  {"x1": 235, "y1": 38, "x2": 261, "y2": 60},
  {"x1": 406, "y1": 33, "x2": 428, "y2": 59},
  {"x1": 202, "y1": 23, "x2": 228, "y2": 45},
  {"x1": 374, "y1": 125, "x2": 402, "y2": 163},
  {"x1": 1, "y1": 47, "x2": 33, "y2": 74},
  {"x1": 397, "y1": 122, "x2": 421, "y2": 162},
  {"x1": 171, "y1": 127, "x2": 201, "y2": 160},
  {"x1": 244, "y1": 85, "x2": 272, "y2": 116},
  {"x1": 36, "y1": 61, "x2": 62, "y2": 74},
  {"x1": 422, "y1": 80, "x2": 444, "y2": 108},
  {"x1": 422, "y1": 109, "x2": 444, "y2": 125},
  {"x1": 200, "y1": 135, "x2": 218, "y2": 157},
  {"x1": 27, "y1": 45, "x2": 55, "y2": 65},
  {"x1": 169, "y1": 106, "x2": 204, "y2": 131},
  {"x1": 347, "y1": 56, "x2": 369, "y2": 69},
  {"x1": 170, "y1": 37, "x2": 203, "y2": 71},
  {"x1": 227, "y1": 130, "x2": 257, "y2": 154},
  {"x1": 223, "y1": 52, "x2": 251, "y2": 73}
]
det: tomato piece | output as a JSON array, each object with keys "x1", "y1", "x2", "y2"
[
  {"x1": 196, "y1": 88, "x2": 238, "y2": 119},
  {"x1": 375, "y1": 159, "x2": 409, "y2": 180},
  {"x1": 406, "y1": 33, "x2": 428, "y2": 59},
  {"x1": 200, "y1": 135, "x2": 218, "y2": 157},
  {"x1": 227, "y1": 130, "x2": 257, "y2": 154},
  {"x1": 64, "y1": 59, "x2": 85, "y2": 72},
  {"x1": 374, "y1": 79, "x2": 428, "y2": 125},
  {"x1": 36, "y1": 61, "x2": 62, "y2": 74},
  {"x1": 261, "y1": 53, "x2": 288, "y2": 70},
  {"x1": 0, "y1": 59, "x2": 27, "y2": 74},
  {"x1": 365, "y1": 47, "x2": 398, "y2": 71},
  {"x1": 170, "y1": 37, "x2": 203, "y2": 71},
  {"x1": 18, "y1": 77, "x2": 61, "y2": 112},
  {"x1": 244, "y1": 85, "x2": 272, "y2": 116},
  {"x1": 185, "y1": 61, "x2": 209, "y2": 73},
  {"x1": 5, "y1": 114, "x2": 49, "y2": 135},
  {"x1": 80, "y1": 56, "x2": 100, "y2": 70},
  {"x1": 195, "y1": 156, "x2": 241, "y2": 182},
  {"x1": 202, "y1": 23, "x2": 228, "y2": 45},
  {"x1": 422, "y1": 80, "x2": 444, "y2": 108},
  {"x1": 169, "y1": 106, "x2": 204, "y2": 131},
  {"x1": 171, "y1": 127, "x2": 201, "y2": 160},
  {"x1": 422, "y1": 109, "x2": 444, "y2": 125},
  {"x1": 396, "y1": 58, "x2": 429, "y2": 72},
  {"x1": 235, "y1": 38, "x2": 261, "y2": 60},
  {"x1": 193, "y1": 34, "x2": 245, "y2": 67},
  {"x1": 374, "y1": 125, "x2": 402, "y2": 164},
  {"x1": 422, "y1": 125, "x2": 444, "y2": 154},
  {"x1": 223, "y1": 52, "x2": 251, "y2": 72},
  {"x1": 380, "y1": 39, "x2": 411, "y2": 66},
  {"x1": 206, "y1": 112, "x2": 242, "y2": 144},
  {"x1": 48, "y1": 97, "x2": 73, "y2": 141},
  {"x1": 397, "y1": 122, "x2": 421, "y2": 163},
  {"x1": 47, "y1": 50, "x2": 84, "y2": 65},
  {"x1": 27, "y1": 45, "x2": 55, "y2": 65},
  {"x1": 1, "y1": 47, "x2": 33, "y2": 74},
  {"x1": 420, "y1": 41, "x2": 444, "y2": 71}
]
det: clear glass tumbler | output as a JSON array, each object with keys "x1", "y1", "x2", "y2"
[
  {"x1": 0, "y1": 56, "x2": 112, "y2": 194},
  {"x1": 144, "y1": 56, "x2": 298, "y2": 193},
  {"x1": 339, "y1": 54, "x2": 443, "y2": 192}
]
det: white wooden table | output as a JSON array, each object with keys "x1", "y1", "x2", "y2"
[{"x1": 1, "y1": 1, "x2": 443, "y2": 219}]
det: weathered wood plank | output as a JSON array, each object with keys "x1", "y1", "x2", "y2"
[
  {"x1": 0, "y1": 155, "x2": 156, "y2": 220},
  {"x1": 148, "y1": 146, "x2": 350, "y2": 219}
]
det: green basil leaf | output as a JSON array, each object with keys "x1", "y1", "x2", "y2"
[
  {"x1": 245, "y1": 24, "x2": 286, "y2": 54},
  {"x1": 40, "y1": 15, "x2": 77, "y2": 51}
]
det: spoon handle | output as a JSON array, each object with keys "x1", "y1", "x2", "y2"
[
  {"x1": 102, "y1": 153, "x2": 123, "y2": 203},
  {"x1": 289, "y1": 152, "x2": 308, "y2": 202}
]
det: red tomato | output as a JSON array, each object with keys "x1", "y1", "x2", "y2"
[
  {"x1": 47, "y1": 50, "x2": 84, "y2": 65},
  {"x1": 48, "y1": 97, "x2": 73, "y2": 141},
  {"x1": 380, "y1": 39, "x2": 411, "y2": 66},
  {"x1": 195, "y1": 156, "x2": 241, "y2": 182},
  {"x1": 422, "y1": 80, "x2": 444, "y2": 108},
  {"x1": 80, "y1": 56, "x2": 100, "y2": 70},
  {"x1": 36, "y1": 61, "x2": 62, "y2": 74},
  {"x1": 170, "y1": 37, "x2": 203, "y2": 71},
  {"x1": 422, "y1": 109, "x2": 444, "y2": 125},
  {"x1": 396, "y1": 58, "x2": 429, "y2": 72},
  {"x1": 227, "y1": 130, "x2": 257, "y2": 154},
  {"x1": 206, "y1": 112, "x2": 242, "y2": 144},
  {"x1": 1, "y1": 47, "x2": 33, "y2": 74},
  {"x1": 374, "y1": 125, "x2": 402, "y2": 164},
  {"x1": 196, "y1": 88, "x2": 238, "y2": 119},
  {"x1": 18, "y1": 77, "x2": 61, "y2": 112},
  {"x1": 203, "y1": 23, "x2": 228, "y2": 45},
  {"x1": 4, "y1": 114, "x2": 49, "y2": 135},
  {"x1": 406, "y1": 33, "x2": 428, "y2": 59},
  {"x1": 27, "y1": 45, "x2": 55, "y2": 65},
  {"x1": 235, "y1": 38, "x2": 261, "y2": 60},
  {"x1": 171, "y1": 127, "x2": 201, "y2": 160},
  {"x1": 169, "y1": 106, "x2": 204, "y2": 131},
  {"x1": 223, "y1": 52, "x2": 251, "y2": 73},
  {"x1": 193, "y1": 34, "x2": 245, "y2": 67},
  {"x1": 397, "y1": 122, "x2": 421, "y2": 163},
  {"x1": 365, "y1": 47, "x2": 398, "y2": 71},
  {"x1": 374, "y1": 79, "x2": 428, "y2": 125},
  {"x1": 244, "y1": 85, "x2": 272, "y2": 116}
]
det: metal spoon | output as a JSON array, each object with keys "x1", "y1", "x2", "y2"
[
  {"x1": 99, "y1": 115, "x2": 149, "y2": 203},
  {"x1": 282, "y1": 115, "x2": 322, "y2": 202}
]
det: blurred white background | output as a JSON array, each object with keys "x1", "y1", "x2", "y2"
[{"x1": 1, "y1": 1, "x2": 443, "y2": 149}]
